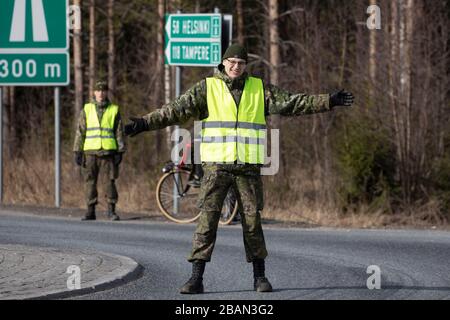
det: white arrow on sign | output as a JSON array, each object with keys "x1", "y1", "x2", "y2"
[
  {"x1": 10, "y1": 0, "x2": 49, "y2": 42},
  {"x1": 165, "y1": 40, "x2": 171, "y2": 63},
  {"x1": 165, "y1": 15, "x2": 172, "y2": 38}
]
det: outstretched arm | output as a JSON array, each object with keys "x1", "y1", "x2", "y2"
[
  {"x1": 125, "y1": 80, "x2": 208, "y2": 137},
  {"x1": 266, "y1": 84, "x2": 354, "y2": 116}
]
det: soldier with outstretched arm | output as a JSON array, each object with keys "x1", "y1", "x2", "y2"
[{"x1": 125, "y1": 44, "x2": 354, "y2": 294}]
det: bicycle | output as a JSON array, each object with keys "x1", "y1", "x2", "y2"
[{"x1": 156, "y1": 160, "x2": 239, "y2": 225}]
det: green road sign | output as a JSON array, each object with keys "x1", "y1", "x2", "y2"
[
  {"x1": 166, "y1": 42, "x2": 221, "y2": 66},
  {"x1": 0, "y1": 0, "x2": 68, "y2": 50},
  {"x1": 0, "y1": 53, "x2": 69, "y2": 86},
  {"x1": 0, "y1": 0, "x2": 70, "y2": 85},
  {"x1": 166, "y1": 14, "x2": 221, "y2": 39},
  {"x1": 165, "y1": 14, "x2": 222, "y2": 67}
]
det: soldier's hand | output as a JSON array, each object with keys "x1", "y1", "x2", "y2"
[
  {"x1": 330, "y1": 90, "x2": 354, "y2": 108},
  {"x1": 114, "y1": 153, "x2": 123, "y2": 166},
  {"x1": 124, "y1": 117, "x2": 148, "y2": 137},
  {"x1": 74, "y1": 151, "x2": 83, "y2": 166}
]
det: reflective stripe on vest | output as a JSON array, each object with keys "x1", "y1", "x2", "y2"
[
  {"x1": 201, "y1": 77, "x2": 266, "y2": 164},
  {"x1": 83, "y1": 103, "x2": 119, "y2": 151}
]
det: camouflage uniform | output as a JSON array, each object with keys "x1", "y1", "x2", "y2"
[
  {"x1": 142, "y1": 70, "x2": 331, "y2": 263},
  {"x1": 73, "y1": 100, "x2": 126, "y2": 207},
  {"x1": 192, "y1": 163, "x2": 265, "y2": 262}
]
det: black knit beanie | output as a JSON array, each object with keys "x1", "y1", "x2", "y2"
[{"x1": 222, "y1": 44, "x2": 248, "y2": 62}]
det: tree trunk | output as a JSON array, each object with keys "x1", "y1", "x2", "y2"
[
  {"x1": 402, "y1": 0, "x2": 414, "y2": 204},
  {"x1": 395, "y1": 0, "x2": 414, "y2": 207},
  {"x1": 338, "y1": 26, "x2": 347, "y2": 88},
  {"x1": 195, "y1": 0, "x2": 200, "y2": 13},
  {"x1": 236, "y1": 0, "x2": 245, "y2": 45},
  {"x1": 89, "y1": 0, "x2": 96, "y2": 99},
  {"x1": 73, "y1": 0, "x2": 83, "y2": 123},
  {"x1": 268, "y1": 0, "x2": 286, "y2": 183},
  {"x1": 108, "y1": 0, "x2": 116, "y2": 98},
  {"x1": 390, "y1": 0, "x2": 415, "y2": 208},
  {"x1": 166, "y1": 0, "x2": 174, "y2": 152},
  {"x1": 269, "y1": 0, "x2": 280, "y2": 87},
  {"x1": 389, "y1": 0, "x2": 401, "y2": 180},
  {"x1": 368, "y1": 0, "x2": 377, "y2": 108},
  {"x1": 1, "y1": 88, "x2": 8, "y2": 108},
  {"x1": 2, "y1": 87, "x2": 10, "y2": 158},
  {"x1": 8, "y1": 87, "x2": 16, "y2": 157}
]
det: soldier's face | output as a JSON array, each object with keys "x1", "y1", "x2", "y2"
[
  {"x1": 223, "y1": 58, "x2": 247, "y2": 79},
  {"x1": 94, "y1": 90, "x2": 107, "y2": 102}
]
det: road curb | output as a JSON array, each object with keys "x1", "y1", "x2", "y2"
[
  {"x1": 30, "y1": 254, "x2": 144, "y2": 300},
  {"x1": 0, "y1": 245, "x2": 143, "y2": 300}
]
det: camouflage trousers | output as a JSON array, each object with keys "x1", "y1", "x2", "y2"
[
  {"x1": 82, "y1": 154, "x2": 119, "y2": 207},
  {"x1": 188, "y1": 163, "x2": 268, "y2": 263}
]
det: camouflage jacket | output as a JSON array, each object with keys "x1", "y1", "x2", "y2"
[
  {"x1": 73, "y1": 100, "x2": 126, "y2": 156},
  {"x1": 142, "y1": 70, "x2": 331, "y2": 130}
]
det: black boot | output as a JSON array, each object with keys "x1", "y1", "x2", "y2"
[
  {"x1": 107, "y1": 203, "x2": 120, "y2": 221},
  {"x1": 179, "y1": 260, "x2": 205, "y2": 294},
  {"x1": 253, "y1": 259, "x2": 273, "y2": 292},
  {"x1": 82, "y1": 205, "x2": 96, "y2": 221}
]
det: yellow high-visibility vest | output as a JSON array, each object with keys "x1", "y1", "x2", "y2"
[
  {"x1": 83, "y1": 103, "x2": 119, "y2": 151},
  {"x1": 200, "y1": 77, "x2": 266, "y2": 164}
]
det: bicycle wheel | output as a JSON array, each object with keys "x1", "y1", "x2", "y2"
[
  {"x1": 156, "y1": 169, "x2": 201, "y2": 224},
  {"x1": 219, "y1": 188, "x2": 239, "y2": 225}
]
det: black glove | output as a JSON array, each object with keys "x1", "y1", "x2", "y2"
[
  {"x1": 330, "y1": 90, "x2": 354, "y2": 107},
  {"x1": 74, "y1": 152, "x2": 83, "y2": 166},
  {"x1": 124, "y1": 117, "x2": 149, "y2": 137},
  {"x1": 114, "y1": 153, "x2": 123, "y2": 166}
]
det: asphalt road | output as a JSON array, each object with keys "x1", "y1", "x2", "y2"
[{"x1": 1, "y1": 210, "x2": 450, "y2": 300}]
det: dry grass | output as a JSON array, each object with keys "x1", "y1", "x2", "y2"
[
  {"x1": 4, "y1": 154, "x2": 160, "y2": 214},
  {"x1": 3, "y1": 154, "x2": 449, "y2": 229},
  {"x1": 262, "y1": 197, "x2": 449, "y2": 229}
]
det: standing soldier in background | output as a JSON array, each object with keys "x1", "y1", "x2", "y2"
[
  {"x1": 125, "y1": 44, "x2": 354, "y2": 294},
  {"x1": 73, "y1": 80, "x2": 126, "y2": 221}
]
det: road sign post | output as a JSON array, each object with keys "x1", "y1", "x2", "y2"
[
  {"x1": 0, "y1": 0, "x2": 70, "y2": 207},
  {"x1": 55, "y1": 87, "x2": 60, "y2": 207}
]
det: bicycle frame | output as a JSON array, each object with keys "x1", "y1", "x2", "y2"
[{"x1": 156, "y1": 142, "x2": 239, "y2": 225}]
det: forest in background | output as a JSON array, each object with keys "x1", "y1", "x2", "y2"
[{"x1": 1, "y1": 0, "x2": 449, "y2": 228}]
